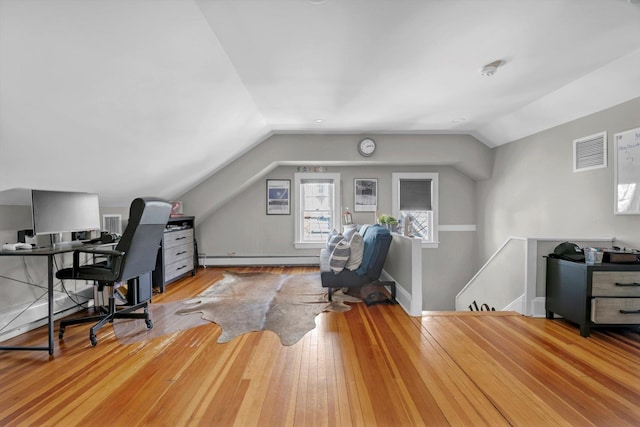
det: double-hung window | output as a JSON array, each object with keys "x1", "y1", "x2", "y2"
[
  {"x1": 294, "y1": 173, "x2": 341, "y2": 248},
  {"x1": 392, "y1": 172, "x2": 439, "y2": 248}
]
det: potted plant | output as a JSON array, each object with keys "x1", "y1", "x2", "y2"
[{"x1": 377, "y1": 214, "x2": 398, "y2": 231}]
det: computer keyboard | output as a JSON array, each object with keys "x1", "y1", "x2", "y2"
[
  {"x1": 84, "y1": 233, "x2": 120, "y2": 244},
  {"x1": 2, "y1": 243, "x2": 33, "y2": 251}
]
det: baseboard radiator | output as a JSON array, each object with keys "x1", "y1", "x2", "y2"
[
  {"x1": 206, "y1": 256, "x2": 320, "y2": 267},
  {"x1": 0, "y1": 288, "x2": 93, "y2": 343}
]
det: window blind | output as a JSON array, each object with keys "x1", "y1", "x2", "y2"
[
  {"x1": 399, "y1": 179, "x2": 432, "y2": 210},
  {"x1": 301, "y1": 178, "x2": 334, "y2": 184}
]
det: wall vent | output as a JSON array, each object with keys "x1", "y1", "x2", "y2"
[
  {"x1": 102, "y1": 214, "x2": 122, "y2": 234},
  {"x1": 573, "y1": 131, "x2": 607, "y2": 172}
]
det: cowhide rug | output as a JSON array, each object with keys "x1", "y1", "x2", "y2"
[
  {"x1": 176, "y1": 271, "x2": 359, "y2": 345},
  {"x1": 113, "y1": 272, "x2": 359, "y2": 346}
]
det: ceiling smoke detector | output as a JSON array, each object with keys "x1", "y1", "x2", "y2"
[
  {"x1": 480, "y1": 65, "x2": 497, "y2": 76},
  {"x1": 480, "y1": 60, "x2": 505, "y2": 77}
]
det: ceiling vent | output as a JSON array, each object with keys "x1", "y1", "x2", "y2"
[{"x1": 573, "y1": 131, "x2": 607, "y2": 172}]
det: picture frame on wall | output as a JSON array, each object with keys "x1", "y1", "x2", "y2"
[
  {"x1": 354, "y1": 178, "x2": 377, "y2": 212},
  {"x1": 266, "y1": 179, "x2": 291, "y2": 215}
]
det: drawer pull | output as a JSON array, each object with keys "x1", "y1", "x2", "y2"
[
  {"x1": 174, "y1": 236, "x2": 187, "y2": 241},
  {"x1": 614, "y1": 282, "x2": 640, "y2": 287},
  {"x1": 176, "y1": 251, "x2": 187, "y2": 255},
  {"x1": 619, "y1": 309, "x2": 640, "y2": 314},
  {"x1": 176, "y1": 265, "x2": 188, "y2": 271}
]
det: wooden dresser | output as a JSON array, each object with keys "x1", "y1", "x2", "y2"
[
  {"x1": 153, "y1": 216, "x2": 196, "y2": 292},
  {"x1": 546, "y1": 257, "x2": 640, "y2": 336}
]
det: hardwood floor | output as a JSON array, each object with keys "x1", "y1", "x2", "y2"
[{"x1": 0, "y1": 266, "x2": 639, "y2": 426}]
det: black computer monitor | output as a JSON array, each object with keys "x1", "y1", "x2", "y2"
[{"x1": 31, "y1": 190, "x2": 101, "y2": 242}]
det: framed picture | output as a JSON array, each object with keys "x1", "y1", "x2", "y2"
[
  {"x1": 170, "y1": 201, "x2": 183, "y2": 217},
  {"x1": 354, "y1": 178, "x2": 377, "y2": 212},
  {"x1": 266, "y1": 179, "x2": 291, "y2": 215}
]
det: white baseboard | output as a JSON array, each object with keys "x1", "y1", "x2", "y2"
[
  {"x1": 0, "y1": 289, "x2": 93, "y2": 343},
  {"x1": 380, "y1": 270, "x2": 419, "y2": 316},
  {"x1": 531, "y1": 297, "x2": 549, "y2": 318},
  {"x1": 206, "y1": 256, "x2": 319, "y2": 266},
  {"x1": 503, "y1": 295, "x2": 525, "y2": 315}
]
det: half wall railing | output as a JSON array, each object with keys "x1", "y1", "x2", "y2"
[{"x1": 456, "y1": 237, "x2": 528, "y2": 314}]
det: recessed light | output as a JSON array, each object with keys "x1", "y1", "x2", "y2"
[
  {"x1": 315, "y1": 119, "x2": 324, "y2": 124},
  {"x1": 451, "y1": 117, "x2": 467, "y2": 123}
]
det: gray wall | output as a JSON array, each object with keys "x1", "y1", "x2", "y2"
[
  {"x1": 0, "y1": 206, "x2": 44, "y2": 309},
  {"x1": 189, "y1": 132, "x2": 484, "y2": 311},
  {"x1": 423, "y1": 230, "x2": 477, "y2": 311},
  {"x1": 199, "y1": 164, "x2": 475, "y2": 252},
  {"x1": 181, "y1": 133, "x2": 492, "y2": 225},
  {"x1": 477, "y1": 96, "x2": 640, "y2": 266},
  {"x1": 197, "y1": 162, "x2": 478, "y2": 310}
]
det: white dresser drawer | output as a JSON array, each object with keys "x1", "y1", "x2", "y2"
[
  {"x1": 592, "y1": 271, "x2": 640, "y2": 297},
  {"x1": 591, "y1": 298, "x2": 640, "y2": 324},
  {"x1": 164, "y1": 257, "x2": 195, "y2": 283},
  {"x1": 163, "y1": 229, "x2": 194, "y2": 250},
  {"x1": 163, "y1": 242, "x2": 194, "y2": 265}
]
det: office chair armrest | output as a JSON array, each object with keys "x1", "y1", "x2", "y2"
[
  {"x1": 72, "y1": 248, "x2": 126, "y2": 273},
  {"x1": 74, "y1": 248, "x2": 125, "y2": 257}
]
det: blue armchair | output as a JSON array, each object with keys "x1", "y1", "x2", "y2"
[{"x1": 320, "y1": 224, "x2": 395, "y2": 301}]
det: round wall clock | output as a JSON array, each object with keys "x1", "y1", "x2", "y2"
[{"x1": 358, "y1": 138, "x2": 376, "y2": 157}]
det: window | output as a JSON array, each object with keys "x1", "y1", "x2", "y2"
[
  {"x1": 392, "y1": 172, "x2": 438, "y2": 248},
  {"x1": 294, "y1": 173, "x2": 341, "y2": 248}
]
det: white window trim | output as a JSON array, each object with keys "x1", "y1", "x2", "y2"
[
  {"x1": 392, "y1": 172, "x2": 439, "y2": 248},
  {"x1": 294, "y1": 172, "x2": 341, "y2": 249}
]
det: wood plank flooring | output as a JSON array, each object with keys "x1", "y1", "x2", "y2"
[{"x1": 0, "y1": 266, "x2": 639, "y2": 426}]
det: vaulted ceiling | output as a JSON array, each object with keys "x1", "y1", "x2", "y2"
[{"x1": 1, "y1": 0, "x2": 639, "y2": 206}]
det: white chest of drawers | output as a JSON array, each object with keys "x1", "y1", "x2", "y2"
[{"x1": 153, "y1": 216, "x2": 196, "y2": 292}]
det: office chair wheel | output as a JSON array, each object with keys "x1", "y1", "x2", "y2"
[
  {"x1": 58, "y1": 327, "x2": 65, "y2": 339},
  {"x1": 90, "y1": 333, "x2": 98, "y2": 347},
  {"x1": 146, "y1": 319, "x2": 153, "y2": 329}
]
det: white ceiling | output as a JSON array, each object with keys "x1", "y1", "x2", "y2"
[
  {"x1": 1, "y1": 0, "x2": 640, "y2": 206},
  {"x1": 196, "y1": 0, "x2": 640, "y2": 143}
]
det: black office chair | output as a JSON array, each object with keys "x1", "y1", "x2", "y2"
[{"x1": 57, "y1": 197, "x2": 171, "y2": 346}]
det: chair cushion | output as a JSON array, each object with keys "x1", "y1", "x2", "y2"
[
  {"x1": 329, "y1": 239, "x2": 351, "y2": 273},
  {"x1": 55, "y1": 262, "x2": 118, "y2": 283},
  {"x1": 326, "y1": 229, "x2": 337, "y2": 244},
  {"x1": 356, "y1": 224, "x2": 391, "y2": 276},
  {"x1": 326, "y1": 230, "x2": 343, "y2": 252},
  {"x1": 345, "y1": 232, "x2": 364, "y2": 271},
  {"x1": 320, "y1": 224, "x2": 392, "y2": 288},
  {"x1": 343, "y1": 226, "x2": 357, "y2": 242}
]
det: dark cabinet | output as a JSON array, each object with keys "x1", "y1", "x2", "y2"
[{"x1": 546, "y1": 257, "x2": 640, "y2": 337}]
